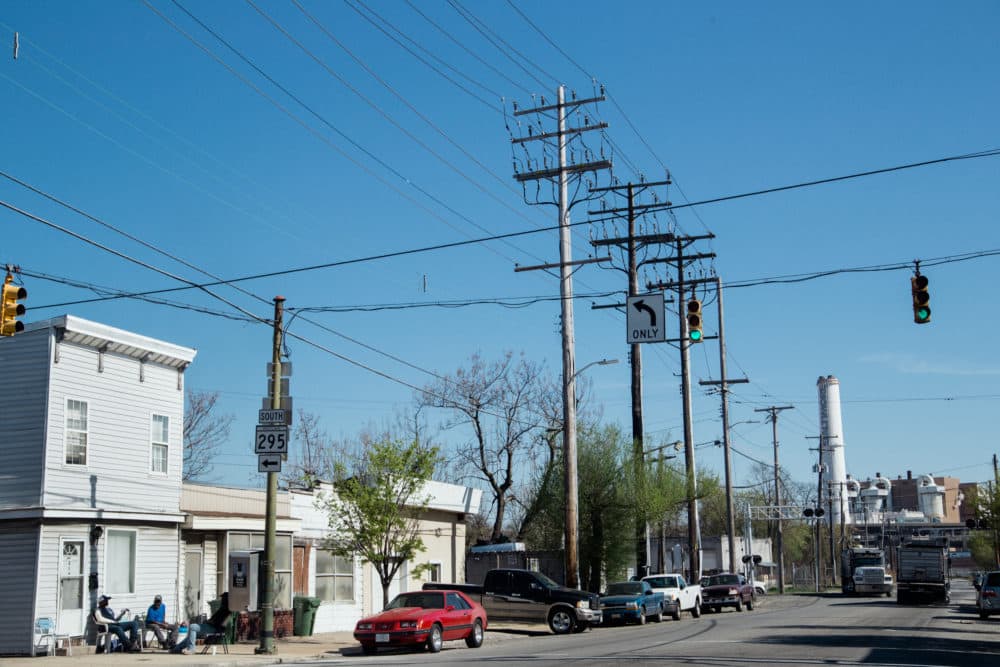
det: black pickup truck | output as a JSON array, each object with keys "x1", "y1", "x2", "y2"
[{"x1": 425, "y1": 568, "x2": 602, "y2": 634}]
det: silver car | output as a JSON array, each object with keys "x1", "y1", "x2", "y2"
[{"x1": 976, "y1": 570, "x2": 1000, "y2": 619}]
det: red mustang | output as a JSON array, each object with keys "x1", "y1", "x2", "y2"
[{"x1": 354, "y1": 590, "x2": 487, "y2": 654}]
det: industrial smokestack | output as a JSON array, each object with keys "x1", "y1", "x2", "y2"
[{"x1": 817, "y1": 375, "x2": 849, "y2": 525}]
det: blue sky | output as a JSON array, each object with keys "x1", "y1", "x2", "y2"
[{"x1": 2, "y1": 1, "x2": 999, "y2": 496}]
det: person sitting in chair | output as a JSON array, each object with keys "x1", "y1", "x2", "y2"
[
  {"x1": 170, "y1": 592, "x2": 231, "y2": 655},
  {"x1": 145, "y1": 594, "x2": 176, "y2": 649},
  {"x1": 93, "y1": 595, "x2": 141, "y2": 653}
]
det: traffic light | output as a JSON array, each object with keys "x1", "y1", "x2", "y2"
[
  {"x1": 1, "y1": 277, "x2": 27, "y2": 336},
  {"x1": 911, "y1": 274, "x2": 930, "y2": 324},
  {"x1": 686, "y1": 299, "x2": 703, "y2": 343}
]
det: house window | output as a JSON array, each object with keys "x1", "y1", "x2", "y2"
[
  {"x1": 151, "y1": 414, "x2": 169, "y2": 474},
  {"x1": 316, "y1": 551, "x2": 354, "y2": 603},
  {"x1": 428, "y1": 563, "x2": 442, "y2": 582},
  {"x1": 65, "y1": 399, "x2": 88, "y2": 465},
  {"x1": 106, "y1": 530, "x2": 136, "y2": 594}
]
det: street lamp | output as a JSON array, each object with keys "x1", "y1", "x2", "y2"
[{"x1": 564, "y1": 357, "x2": 619, "y2": 588}]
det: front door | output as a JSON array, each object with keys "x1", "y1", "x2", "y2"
[
  {"x1": 184, "y1": 551, "x2": 203, "y2": 621},
  {"x1": 57, "y1": 539, "x2": 85, "y2": 636}
]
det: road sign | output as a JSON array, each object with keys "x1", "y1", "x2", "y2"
[
  {"x1": 267, "y1": 378, "x2": 290, "y2": 398},
  {"x1": 266, "y1": 362, "x2": 292, "y2": 377},
  {"x1": 626, "y1": 293, "x2": 665, "y2": 343},
  {"x1": 254, "y1": 425, "x2": 289, "y2": 454},
  {"x1": 258, "y1": 409, "x2": 288, "y2": 425},
  {"x1": 258, "y1": 454, "x2": 282, "y2": 473},
  {"x1": 261, "y1": 397, "x2": 293, "y2": 423}
]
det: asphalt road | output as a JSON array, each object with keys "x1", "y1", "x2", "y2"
[{"x1": 303, "y1": 580, "x2": 1000, "y2": 666}]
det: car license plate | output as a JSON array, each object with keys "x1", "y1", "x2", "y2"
[
  {"x1": 612, "y1": 613, "x2": 622, "y2": 619},
  {"x1": 375, "y1": 633, "x2": 390, "y2": 643}
]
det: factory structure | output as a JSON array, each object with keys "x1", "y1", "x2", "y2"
[{"x1": 815, "y1": 376, "x2": 980, "y2": 555}]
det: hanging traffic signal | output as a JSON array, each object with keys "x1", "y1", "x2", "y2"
[
  {"x1": 911, "y1": 274, "x2": 930, "y2": 324},
  {"x1": 686, "y1": 299, "x2": 703, "y2": 343},
  {"x1": 1, "y1": 276, "x2": 27, "y2": 336}
]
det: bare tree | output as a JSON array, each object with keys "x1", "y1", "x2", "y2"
[
  {"x1": 183, "y1": 390, "x2": 235, "y2": 481},
  {"x1": 419, "y1": 351, "x2": 548, "y2": 542}
]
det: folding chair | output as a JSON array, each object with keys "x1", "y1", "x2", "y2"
[
  {"x1": 199, "y1": 612, "x2": 234, "y2": 655},
  {"x1": 33, "y1": 618, "x2": 56, "y2": 656}
]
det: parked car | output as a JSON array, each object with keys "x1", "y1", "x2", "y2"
[
  {"x1": 354, "y1": 590, "x2": 487, "y2": 655},
  {"x1": 641, "y1": 573, "x2": 701, "y2": 620},
  {"x1": 600, "y1": 581, "x2": 665, "y2": 625},
  {"x1": 425, "y1": 568, "x2": 602, "y2": 634},
  {"x1": 752, "y1": 579, "x2": 769, "y2": 596},
  {"x1": 699, "y1": 573, "x2": 755, "y2": 613},
  {"x1": 977, "y1": 570, "x2": 1000, "y2": 620}
]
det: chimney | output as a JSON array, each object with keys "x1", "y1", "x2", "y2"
[{"x1": 907, "y1": 470, "x2": 912, "y2": 480}]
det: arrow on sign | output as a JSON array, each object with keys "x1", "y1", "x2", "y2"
[
  {"x1": 633, "y1": 299, "x2": 657, "y2": 327},
  {"x1": 260, "y1": 458, "x2": 280, "y2": 469}
]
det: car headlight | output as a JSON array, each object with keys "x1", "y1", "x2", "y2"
[
  {"x1": 357, "y1": 623, "x2": 372, "y2": 630},
  {"x1": 728, "y1": 589, "x2": 739, "y2": 596},
  {"x1": 625, "y1": 602, "x2": 638, "y2": 610},
  {"x1": 399, "y1": 621, "x2": 417, "y2": 629},
  {"x1": 667, "y1": 593, "x2": 678, "y2": 601},
  {"x1": 576, "y1": 600, "x2": 588, "y2": 609}
]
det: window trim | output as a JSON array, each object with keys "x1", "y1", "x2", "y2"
[
  {"x1": 315, "y1": 550, "x2": 356, "y2": 604},
  {"x1": 63, "y1": 398, "x2": 89, "y2": 467},
  {"x1": 104, "y1": 528, "x2": 137, "y2": 595},
  {"x1": 150, "y1": 413, "x2": 170, "y2": 475}
]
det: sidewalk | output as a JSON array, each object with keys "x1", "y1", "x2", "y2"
[{"x1": 0, "y1": 633, "x2": 359, "y2": 667}]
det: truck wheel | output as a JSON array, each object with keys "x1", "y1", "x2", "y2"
[
  {"x1": 653, "y1": 605, "x2": 663, "y2": 622},
  {"x1": 637, "y1": 607, "x2": 647, "y2": 625},
  {"x1": 735, "y1": 597, "x2": 743, "y2": 612},
  {"x1": 426, "y1": 624, "x2": 443, "y2": 653},
  {"x1": 747, "y1": 595, "x2": 754, "y2": 611},
  {"x1": 571, "y1": 622, "x2": 589, "y2": 633},
  {"x1": 548, "y1": 608, "x2": 574, "y2": 634},
  {"x1": 672, "y1": 606, "x2": 681, "y2": 621},
  {"x1": 886, "y1": 590, "x2": 892, "y2": 598},
  {"x1": 691, "y1": 599, "x2": 702, "y2": 618},
  {"x1": 465, "y1": 619, "x2": 484, "y2": 648}
]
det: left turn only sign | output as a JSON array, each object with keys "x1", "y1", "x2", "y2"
[{"x1": 626, "y1": 293, "x2": 665, "y2": 344}]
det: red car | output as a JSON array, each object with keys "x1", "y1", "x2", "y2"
[{"x1": 354, "y1": 590, "x2": 487, "y2": 654}]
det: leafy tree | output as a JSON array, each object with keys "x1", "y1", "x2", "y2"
[
  {"x1": 183, "y1": 390, "x2": 234, "y2": 481},
  {"x1": 419, "y1": 351, "x2": 549, "y2": 541},
  {"x1": 318, "y1": 438, "x2": 440, "y2": 607}
]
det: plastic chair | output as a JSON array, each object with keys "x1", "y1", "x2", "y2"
[
  {"x1": 34, "y1": 618, "x2": 56, "y2": 656},
  {"x1": 199, "y1": 612, "x2": 234, "y2": 655}
]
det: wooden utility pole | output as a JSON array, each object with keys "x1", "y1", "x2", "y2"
[
  {"x1": 755, "y1": 405, "x2": 793, "y2": 594},
  {"x1": 512, "y1": 86, "x2": 610, "y2": 588},
  {"x1": 700, "y1": 277, "x2": 748, "y2": 575},
  {"x1": 256, "y1": 296, "x2": 283, "y2": 655}
]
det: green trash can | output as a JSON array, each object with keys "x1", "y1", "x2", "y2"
[
  {"x1": 303, "y1": 597, "x2": 321, "y2": 636},
  {"x1": 292, "y1": 597, "x2": 306, "y2": 636}
]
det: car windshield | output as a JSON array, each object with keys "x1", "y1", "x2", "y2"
[
  {"x1": 385, "y1": 593, "x2": 444, "y2": 610},
  {"x1": 645, "y1": 576, "x2": 678, "y2": 588},
  {"x1": 705, "y1": 574, "x2": 740, "y2": 587},
  {"x1": 532, "y1": 572, "x2": 559, "y2": 588},
  {"x1": 606, "y1": 582, "x2": 643, "y2": 595}
]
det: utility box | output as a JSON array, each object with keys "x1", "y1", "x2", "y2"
[{"x1": 229, "y1": 551, "x2": 261, "y2": 612}]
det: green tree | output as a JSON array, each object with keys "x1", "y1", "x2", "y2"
[{"x1": 318, "y1": 438, "x2": 440, "y2": 607}]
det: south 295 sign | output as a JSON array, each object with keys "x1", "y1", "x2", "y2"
[{"x1": 254, "y1": 425, "x2": 288, "y2": 455}]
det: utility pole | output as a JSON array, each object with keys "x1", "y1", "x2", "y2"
[
  {"x1": 700, "y1": 277, "x2": 748, "y2": 575},
  {"x1": 590, "y1": 179, "x2": 673, "y2": 577},
  {"x1": 511, "y1": 86, "x2": 610, "y2": 588},
  {"x1": 755, "y1": 405, "x2": 793, "y2": 594},
  {"x1": 806, "y1": 434, "x2": 838, "y2": 590},
  {"x1": 256, "y1": 296, "x2": 283, "y2": 655},
  {"x1": 827, "y1": 480, "x2": 837, "y2": 587}
]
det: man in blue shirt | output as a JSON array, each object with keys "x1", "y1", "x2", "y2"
[
  {"x1": 93, "y1": 595, "x2": 141, "y2": 652},
  {"x1": 145, "y1": 594, "x2": 175, "y2": 649}
]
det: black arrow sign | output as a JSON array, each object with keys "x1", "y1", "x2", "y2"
[
  {"x1": 260, "y1": 458, "x2": 280, "y2": 469},
  {"x1": 633, "y1": 299, "x2": 657, "y2": 327}
]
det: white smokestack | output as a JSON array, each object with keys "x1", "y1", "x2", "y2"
[{"x1": 817, "y1": 375, "x2": 850, "y2": 525}]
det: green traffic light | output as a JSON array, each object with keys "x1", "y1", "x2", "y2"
[
  {"x1": 916, "y1": 307, "x2": 930, "y2": 322},
  {"x1": 690, "y1": 330, "x2": 703, "y2": 341}
]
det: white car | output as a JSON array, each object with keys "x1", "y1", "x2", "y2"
[
  {"x1": 641, "y1": 573, "x2": 702, "y2": 620},
  {"x1": 752, "y1": 580, "x2": 769, "y2": 596}
]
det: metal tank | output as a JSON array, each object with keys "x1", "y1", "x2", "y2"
[{"x1": 917, "y1": 474, "x2": 945, "y2": 522}]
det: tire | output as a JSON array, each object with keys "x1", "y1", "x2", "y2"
[
  {"x1": 672, "y1": 605, "x2": 681, "y2": 621},
  {"x1": 571, "y1": 622, "x2": 589, "y2": 633},
  {"x1": 465, "y1": 619, "x2": 484, "y2": 648},
  {"x1": 653, "y1": 605, "x2": 664, "y2": 623},
  {"x1": 691, "y1": 599, "x2": 702, "y2": 618},
  {"x1": 361, "y1": 644, "x2": 376, "y2": 655},
  {"x1": 549, "y1": 608, "x2": 574, "y2": 635},
  {"x1": 426, "y1": 624, "x2": 442, "y2": 653},
  {"x1": 886, "y1": 591, "x2": 892, "y2": 598},
  {"x1": 637, "y1": 607, "x2": 647, "y2": 625},
  {"x1": 735, "y1": 597, "x2": 743, "y2": 612},
  {"x1": 747, "y1": 595, "x2": 754, "y2": 611}
]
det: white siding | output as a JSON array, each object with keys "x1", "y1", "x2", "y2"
[
  {"x1": 203, "y1": 536, "x2": 219, "y2": 611},
  {"x1": 35, "y1": 523, "x2": 180, "y2": 637},
  {"x1": 0, "y1": 328, "x2": 50, "y2": 509},
  {"x1": 0, "y1": 523, "x2": 40, "y2": 655},
  {"x1": 43, "y1": 342, "x2": 183, "y2": 514}
]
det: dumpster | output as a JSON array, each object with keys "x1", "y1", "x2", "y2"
[{"x1": 293, "y1": 597, "x2": 322, "y2": 636}]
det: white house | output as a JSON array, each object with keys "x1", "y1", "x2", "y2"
[
  {"x1": 0, "y1": 316, "x2": 195, "y2": 655},
  {"x1": 290, "y1": 479, "x2": 482, "y2": 631}
]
